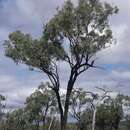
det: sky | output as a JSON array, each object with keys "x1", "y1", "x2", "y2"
[{"x1": 0, "y1": 0, "x2": 130, "y2": 109}]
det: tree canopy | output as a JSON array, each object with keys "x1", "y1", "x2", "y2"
[{"x1": 4, "y1": 0, "x2": 118, "y2": 83}]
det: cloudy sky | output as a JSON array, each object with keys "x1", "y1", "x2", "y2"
[{"x1": 0, "y1": 0, "x2": 130, "y2": 108}]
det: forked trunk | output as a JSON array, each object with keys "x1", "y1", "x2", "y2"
[{"x1": 55, "y1": 69, "x2": 77, "y2": 130}]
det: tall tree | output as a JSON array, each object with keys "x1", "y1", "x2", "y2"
[{"x1": 4, "y1": 0, "x2": 118, "y2": 129}]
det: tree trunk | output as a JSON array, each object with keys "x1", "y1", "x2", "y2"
[
  {"x1": 48, "y1": 117, "x2": 54, "y2": 130},
  {"x1": 61, "y1": 90, "x2": 71, "y2": 130},
  {"x1": 54, "y1": 90, "x2": 64, "y2": 130},
  {"x1": 78, "y1": 121, "x2": 85, "y2": 130},
  {"x1": 61, "y1": 70, "x2": 77, "y2": 130},
  {"x1": 36, "y1": 120, "x2": 40, "y2": 130},
  {"x1": 42, "y1": 105, "x2": 49, "y2": 128},
  {"x1": 61, "y1": 116, "x2": 66, "y2": 130},
  {"x1": 92, "y1": 108, "x2": 97, "y2": 130},
  {"x1": 54, "y1": 69, "x2": 77, "y2": 130},
  {"x1": 60, "y1": 107, "x2": 69, "y2": 130},
  {"x1": 61, "y1": 83, "x2": 75, "y2": 130}
]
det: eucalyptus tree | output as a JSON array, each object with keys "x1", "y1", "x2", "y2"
[
  {"x1": 25, "y1": 83, "x2": 57, "y2": 129},
  {"x1": 96, "y1": 95, "x2": 123, "y2": 130},
  {"x1": 4, "y1": 108, "x2": 28, "y2": 130},
  {"x1": 70, "y1": 87, "x2": 112, "y2": 130},
  {"x1": 90, "y1": 88, "x2": 112, "y2": 130},
  {"x1": 117, "y1": 94, "x2": 130, "y2": 130},
  {"x1": 4, "y1": 0, "x2": 118, "y2": 129},
  {"x1": 125, "y1": 115, "x2": 130, "y2": 130},
  {"x1": 70, "y1": 88, "x2": 92, "y2": 130}
]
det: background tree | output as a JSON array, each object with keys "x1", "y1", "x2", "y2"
[
  {"x1": 0, "y1": 94, "x2": 6, "y2": 130},
  {"x1": 4, "y1": 108, "x2": 27, "y2": 130},
  {"x1": 119, "y1": 94, "x2": 130, "y2": 130},
  {"x1": 25, "y1": 83, "x2": 57, "y2": 130},
  {"x1": 124, "y1": 115, "x2": 130, "y2": 130},
  {"x1": 96, "y1": 96, "x2": 123, "y2": 130},
  {"x1": 90, "y1": 87, "x2": 111, "y2": 130},
  {"x1": 70, "y1": 88, "x2": 93, "y2": 130},
  {"x1": 4, "y1": 0, "x2": 118, "y2": 129},
  {"x1": 1, "y1": 85, "x2": 58, "y2": 130},
  {"x1": 0, "y1": 94, "x2": 5, "y2": 120},
  {"x1": 70, "y1": 87, "x2": 112, "y2": 130}
]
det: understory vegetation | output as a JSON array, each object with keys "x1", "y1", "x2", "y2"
[{"x1": 0, "y1": 85, "x2": 130, "y2": 130}]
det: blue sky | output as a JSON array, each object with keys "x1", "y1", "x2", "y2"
[{"x1": 0, "y1": 0, "x2": 130, "y2": 108}]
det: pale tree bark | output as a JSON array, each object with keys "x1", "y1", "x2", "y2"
[
  {"x1": 91, "y1": 87, "x2": 111, "y2": 130},
  {"x1": 92, "y1": 107, "x2": 97, "y2": 130},
  {"x1": 48, "y1": 117, "x2": 54, "y2": 130}
]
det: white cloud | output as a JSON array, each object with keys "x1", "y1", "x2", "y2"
[
  {"x1": 0, "y1": 73, "x2": 46, "y2": 108},
  {"x1": 112, "y1": 70, "x2": 130, "y2": 80},
  {"x1": 97, "y1": 24, "x2": 130, "y2": 64}
]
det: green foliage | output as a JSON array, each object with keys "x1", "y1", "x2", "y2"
[
  {"x1": 3, "y1": 108, "x2": 28, "y2": 130},
  {"x1": 0, "y1": 95, "x2": 5, "y2": 101},
  {"x1": 24, "y1": 84, "x2": 58, "y2": 130},
  {"x1": 4, "y1": 0, "x2": 118, "y2": 73},
  {"x1": 96, "y1": 98, "x2": 123, "y2": 130},
  {"x1": 70, "y1": 88, "x2": 92, "y2": 130},
  {"x1": 69, "y1": 90, "x2": 125, "y2": 130}
]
